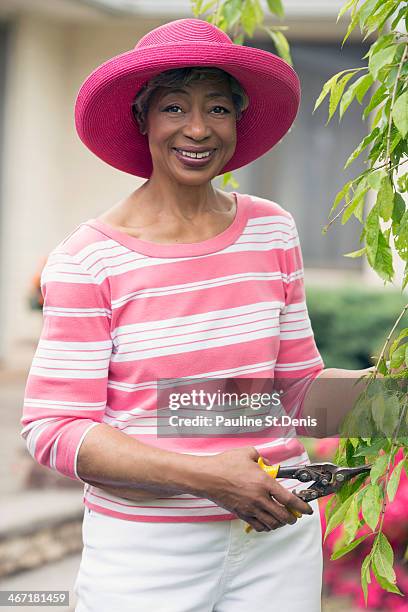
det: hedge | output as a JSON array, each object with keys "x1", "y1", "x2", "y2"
[{"x1": 306, "y1": 284, "x2": 407, "y2": 370}]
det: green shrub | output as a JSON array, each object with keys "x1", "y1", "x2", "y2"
[{"x1": 306, "y1": 284, "x2": 407, "y2": 370}]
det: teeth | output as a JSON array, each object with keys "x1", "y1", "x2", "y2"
[{"x1": 176, "y1": 149, "x2": 212, "y2": 159}]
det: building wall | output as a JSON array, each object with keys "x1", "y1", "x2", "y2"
[
  {"x1": 1, "y1": 15, "x2": 153, "y2": 367},
  {"x1": 2, "y1": 14, "x2": 70, "y2": 367}
]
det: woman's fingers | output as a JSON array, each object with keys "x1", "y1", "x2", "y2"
[
  {"x1": 257, "y1": 496, "x2": 298, "y2": 525},
  {"x1": 245, "y1": 517, "x2": 269, "y2": 532},
  {"x1": 268, "y1": 480, "x2": 313, "y2": 516},
  {"x1": 255, "y1": 508, "x2": 287, "y2": 530},
  {"x1": 244, "y1": 513, "x2": 284, "y2": 532}
]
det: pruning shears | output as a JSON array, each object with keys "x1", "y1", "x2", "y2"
[{"x1": 245, "y1": 457, "x2": 371, "y2": 533}]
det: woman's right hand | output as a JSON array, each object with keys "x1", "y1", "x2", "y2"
[{"x1": 196, "y1": 446, "x2": 314, "y2": 532}]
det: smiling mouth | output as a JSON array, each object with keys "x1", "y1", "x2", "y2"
[{"x1": 172, "y1": 148, "x2": 216, "y2": 159}]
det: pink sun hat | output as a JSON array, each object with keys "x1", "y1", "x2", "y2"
[{"x1": 74, "y1": 18, "x2": 301, "y2": 178}]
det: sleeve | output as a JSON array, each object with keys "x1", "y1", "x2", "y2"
[
  {"x1": 274, "y1": 213, "x2": 325, "y2": 427},
  {"x1": 21, "y1": 248, "x2": 113, "y2": 482}
]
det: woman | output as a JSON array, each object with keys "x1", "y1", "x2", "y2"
[{"x1": 21, "y1": 18, "x2": 370, "y2": 612}]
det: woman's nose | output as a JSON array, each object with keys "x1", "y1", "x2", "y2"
[{"x1": 183, "y1": 109, "x2": 211, "y2": 140}]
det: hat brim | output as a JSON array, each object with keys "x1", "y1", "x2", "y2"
[{"x1": 75, "y1": 42, "x2": 300, "y2": 178}]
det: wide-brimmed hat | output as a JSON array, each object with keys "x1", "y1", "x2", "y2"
[{"x1": 75, "y1": 18, "x2": 300, "y2": 178}]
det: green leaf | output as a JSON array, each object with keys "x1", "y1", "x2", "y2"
[
  {"x1": 241, "y1": 0, "x2": 257, "y2": 36},
  {"x1": 337, "y1": 0, "x2": 358, "y2": 22},
  {"x1": 397, "y1": 173, "x2": 408, "y2": 193},
  {"x1": 340, "y1": 472, "x2": 371, "y2": 503},
  {"x1": 390, "y1": 344, "x2": 406, "y2": 369},
  {"x1": 266, "y1": 30, "x2": 292, "y2": 65},
  {"x1": 369, "y1": 44, "x2": 398, "y2": 80},
  {"x1": 365, "y1": 33, "x2": 394, "y2": 60},
  {"x1": 392, "y1": 193, "x2": 406, "y2": 234},
  {"x1": 372, "y1": 563, "x2": 403, "y2": 595},
  {"x1": 222, "y1": 0, "x2": 242, "y2": 28},
  {"x1": 329, "y1": 72, "x2": 356, "y2": 122},
  {"x1": 324, "y1": 495, "x2": 354, "y2": 540},
  {"x1": 330, "y1": 180, "x2": 352, "y2": 216},
  {"x1": 353, "y1": 438, "x2": 390, "y2": 457},
  {"x1": 374, "y1": 231, "x2": 394, "y2": 282},
  {"x1": 373, "y1": 534, "x2": 396, "y2": 583},
  {"x1": 378, "y1": 357, "x2": 388, "y2": 376},
  {"x1": 359, "y1": 0, "x2": 383, "y2": 29},
  {"x1": 344, "y1": 128, "x2": 380, "y2": 169},
  {"x1": 403, "y1": 261, "x2": 408, "y2": 291},
  {"x1": 324, "y1": 494, "x2": 337, "y2": 525},
  {"x1": 364, "y1": 1, "x2": 397, "y2": 38},
  {"x1": 252, "y1": 0, "x2": 264, "y2": 24},
  {"x1": 377, "y1": 176, "x2": 394, "y2": 221},
  {"x1": 362, "y1": 483, "x2": 382, "y2": 530},
  {"x1": 355, "y1": 73, "x2": 374, "y2": 104},
  {"x1": 191, "y1": 0, "x2": 203, "y2": 17},
  {"x1": 392, "y1": 90, "x2": 408, "y2": 139},
  {"x1": 367, "y1": 168, "x2": 387, "y2": 191},
  {"x1": 387, "y1": 460, "x2": 404, "y2": 502},
  {"x1": 220, "y1": 171, "x2": 239, "y2": 189},
  {"x1": 389, "y1": 328, "x2": 408, "y2": 358},
  {"x1": 342, "y1": 179, "x2": 368, "y2": 224},
  {"x1": 364, "y1": 203, "x2": 380, "y2": 267},
  {"x1": 331, "y1": 532, "x2": 372, "y2": 560},
  {"x1": 395, "y1": 210, "x2": 408, "y2": 260},
  {"x1": 390, "y1": 127, "x2": 403, "y2": 155},
  {"x1": 391, "y1": 6, "x2": 407, "y2": 30},
  {"x1": 199, "y1": 0, "x2": 217, "y2": 15},
  {"x1": 267, "y1": 0, "x2": 284, "y2": 19},
  {"x1": 313, "y1": 70, "x2": 354, "y2": 113},
  {"x1": 378, "y1": 532, "x2": 394, "y2": 566},
  {"x1": 342, "y1": 5, "x2": 362, "y2": 47},
  {"x1": 342, "y1": 497, "x2": 360, "y2": 545},
  {"x1": 370, "y1": 453, "x2": 388, "y2": 484},
  {"x1": 363, "y1": 83, "x2": 387, "y2": 120},
  {"x1": 339, "y1": 80, "x2": 359, "y2": 119},
  {"x1": 382, "y1": 395, "x2": 402, "y2": 436},
  {"x1": 344, "y1": 247, "x2": 366, "y2": 258},
  {"x1": 371, "y1": 393, "x2": 385, "y2": 431},
  {"x1": 361, "y1": 554, "x2": 371, "y2": 605},
  {"x1": 385, "y1": 65, "x2": 400, "y2": 90}
]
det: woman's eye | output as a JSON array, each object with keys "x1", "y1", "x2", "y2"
[
  {"x1": 163, "y1": 105, "x2": 182, "y2": 113},
  {"x1": 211, "y1": 106, "x2": 230, "y2": 114}
]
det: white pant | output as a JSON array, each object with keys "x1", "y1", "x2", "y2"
[{"x1": 74, "y1": 500, "x2": 323, "y2": 612}]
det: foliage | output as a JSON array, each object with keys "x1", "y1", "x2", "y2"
[
  {"x1": 191, "y1": 0, "x2": 408, "y2": 603},
  {"x1": 306, "y1": 285, "x2": 407, "y2": 369},
  {"x1": 313, "y1": 440, "x2": 408, "y2": 610}
]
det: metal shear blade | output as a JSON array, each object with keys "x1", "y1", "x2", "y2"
[{"x1": 278, "y1": 462, "x2": 372, "y2": 502}]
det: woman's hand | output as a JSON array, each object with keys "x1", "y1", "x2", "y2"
[{"x1": 194, "y1": 446, "x2": 313, "y2": 532}]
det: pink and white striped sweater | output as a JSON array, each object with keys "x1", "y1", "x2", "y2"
[{"x1": 21, "y1": 192, "x2": 324, "y2": 522}]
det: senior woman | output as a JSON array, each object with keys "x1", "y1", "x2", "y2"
[{"x1": 21, "y1": 18, "x2": 361, "y2": 612}]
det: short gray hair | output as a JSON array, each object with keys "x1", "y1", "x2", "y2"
[{"x1": 131, "y1": 67, "x2": 249, "y2": 134}]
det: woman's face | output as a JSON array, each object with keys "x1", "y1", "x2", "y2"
[{"x1": 144, "y1": 78, "x2": 237, "y2": 186}]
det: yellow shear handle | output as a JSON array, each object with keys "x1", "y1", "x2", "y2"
[{"x1": 245, "y1": 456, "x2": 302, "y2": 533}]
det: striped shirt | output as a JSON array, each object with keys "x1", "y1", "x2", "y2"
[{"x1": 21, "y1": 192, "x2": 324, "y2": 522}]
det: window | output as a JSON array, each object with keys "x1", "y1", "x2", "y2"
[{"x1": 234, "y1": 41, "x2": 371, "y2": 270}]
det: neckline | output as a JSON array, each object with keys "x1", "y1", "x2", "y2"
[{"x1": 83, "y1": 192, "x2": 250, "y2": 258}]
